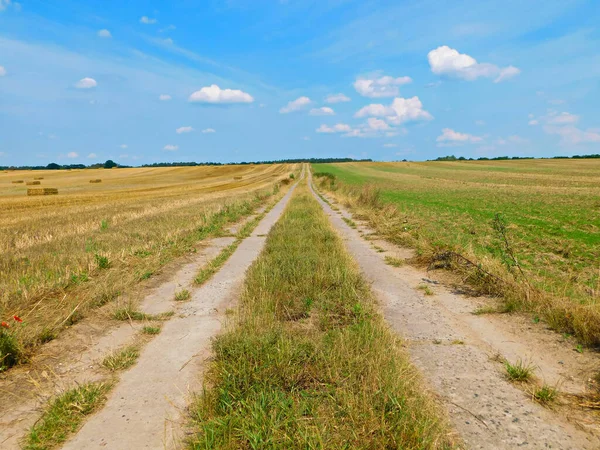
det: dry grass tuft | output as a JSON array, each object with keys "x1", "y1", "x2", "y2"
[
  {"x1": 11, "y1": 180, "x2": 24, "y2": 184},
  {"x1": 102, "y1": 345, "x2": 140, "y2": 371},
  {"x1": 89, "y1": 179, "x2": 102, "y2": 183}
]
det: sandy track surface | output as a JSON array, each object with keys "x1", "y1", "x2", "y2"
[
  {"x1": 60, "y1": 181, "x2": 298, "y2": 450},
  {"x1": 309, "y1": 175, "x2": 599, "y2": 449}
]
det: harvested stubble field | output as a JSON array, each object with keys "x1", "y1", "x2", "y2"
[
  {"x1": 0, "y1": 164, "x2": 293, "y2": 370},
  {"x1": 312, "y1": 160, "x2": 600, "y2": 346}
]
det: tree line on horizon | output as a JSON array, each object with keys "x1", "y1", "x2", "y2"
[
  {"x1": 1, "y1": 157, "x2": 371, "y2": 171},
  {"x1": 431, "y1": 154, "x2": 600, "y2": 162}
]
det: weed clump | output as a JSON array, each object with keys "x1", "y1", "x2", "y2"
[
  {"x1": 504, "y1": 359, "x2": 535, "y2": 382},
  {"x1": 533, "y1": 384, "x2": 557, "y2": 404}
]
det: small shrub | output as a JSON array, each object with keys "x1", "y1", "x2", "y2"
[
  {"x1": 174, "y1": 289, "x2": 191, "y2": 301},
  {"x1": 100, "y1": 219, "x2": 109, "y2": 230},
  {"x1": 504, "y1": 359, "x2": 534, "y2": 382},
  {"x1": 289, "y1": 173, "x2": 295, "y2": 179}
]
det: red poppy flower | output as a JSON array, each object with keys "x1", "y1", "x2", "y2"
[
  {"x1": 1, "y1": 321, "x2": 9, "y2": 329},
  {"x1": 13, "y1": 315, "x2": 23, "y2": 323}
]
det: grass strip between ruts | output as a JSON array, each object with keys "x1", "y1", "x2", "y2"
[{"x1": 188, "y1": 179, "x2": 454, "y2": 449}]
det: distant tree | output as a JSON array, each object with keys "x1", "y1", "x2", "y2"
[
  {"x1": 103, "y1": 160, "x2": 118, "y2": 169},
  {"x1": 47, "y1": 163, "x2": 61, "y2": 170}
]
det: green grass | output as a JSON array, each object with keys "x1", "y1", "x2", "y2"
[
  {"x1": 113, "y1": 304, "x2": 173, "y2": 321},
  {"x1": 188, "y1": 181, "x2": 453, "y2": 449},
  {"x1": 312, "y1": 160, "x2": 600, "y2": 346},
  {"x1": 0, "y1": 328, "x2": 22, "y2": 371},
  {"x1": 342, "y1": 216, "x2": 357, "y2": 228},
  {"x1": 102, "y1": 345, "x2": 140, "y2": 371},
  {"x1": 418, "y1": 284, "x2": 435, "y2": 296},
  {"x1": 504, "y1": 359, "x2": 535, "y2": 382},
  {"x1": 141, "y1": 325, "x2": 161, "y2": 335},
  {"x1": 174, "y1": 289, "x2": 191, "y2": 301},
  {"x1": 532, "y1": 384, "x2": 558, "y2": 404},
  {"x1": 24, "y1": 382, "x2": 111, "y2": 449}
]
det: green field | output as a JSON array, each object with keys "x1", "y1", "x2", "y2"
[{"x1": 312, "y1": 160, "x2": 600, "y2": 345}]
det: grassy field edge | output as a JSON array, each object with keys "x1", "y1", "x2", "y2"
[
  {"x1": 187, "y1": 179, "x2": 455, "y2": 448},
  {"x1": 311, "y1": 164, "x2": 600, "y2": 347}
]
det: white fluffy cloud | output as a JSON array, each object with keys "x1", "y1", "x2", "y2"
[
  {"x1": 325, "y1": 93, "x2": 350, "y2": 103},
  {"x1": 366, "y1": 118, "x2": 390, "y2": 131},
  {"x1": 437, "y1": 128, "x2": 483, "y2": 144},
  {"x1": 97, "y1": 29, "x2": 112, "y2": 38},
  {"x1": 75, "y1": 77, "x2": 97, "y2": 89},
  {"x1": 354, "y1": 75, "x2": 412, "y2": 98},
  {"x1": 67, "y1": 152, "x2": 79, "y2": 158},
  {"x1": 355, "y1": 96, "x2": 433, "y2": 125},
  {"x1": 309, "y1": 107, "x2": 335, "y2": 116},
  {"x1": 159, "y1": 94, "x2": 172, "y2": 101},
  {"x1": 120, "y1": 144, "x2": 128, "y2": 149},
  {"x1": 547, "y1": 112, "x2": 579, "y2": 125},
  {"x1": 536, "y1": 111, "x2": 600, "y2": 145},
  {"x1": 189, "y1": 84, "x2": 254, "y2": 104},
  {"x1": 428, "y1": 46, "x2": 520, "y2": 83},
  {"x1": 202, "y1": 128, "x2": 216, "y2": 133},
  {"x1": 280, "y1": 96, "x2": 311, "y2": 113},
  {"x1": 316, "y1": 123, "x2": 352, "y2": 133},
  {"x1": 163, "y1": 144, "x2": 178, "y2": 151},
  {"x1": 0, "y1": 65, "x2": 6, "y2": 76},
  {"x1": 140, "y1": 16, "x2": 157, "y2": 24},
  {"x1": 544, "y1": 126, "x2": 600, "y2": 145},
  {"x1": 176, "y1": 126, "x2": 194, "y2": 134},
  {"x1": 87, "y1": 153, "x2": 97, "y2": 159},
  {"x1": 317, "y1": 119, "x2": 401, "y2": 139}
]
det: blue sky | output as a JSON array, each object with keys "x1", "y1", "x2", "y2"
[{"x1": 0, "y1": 0, "x2": 599, "y2": 165}]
